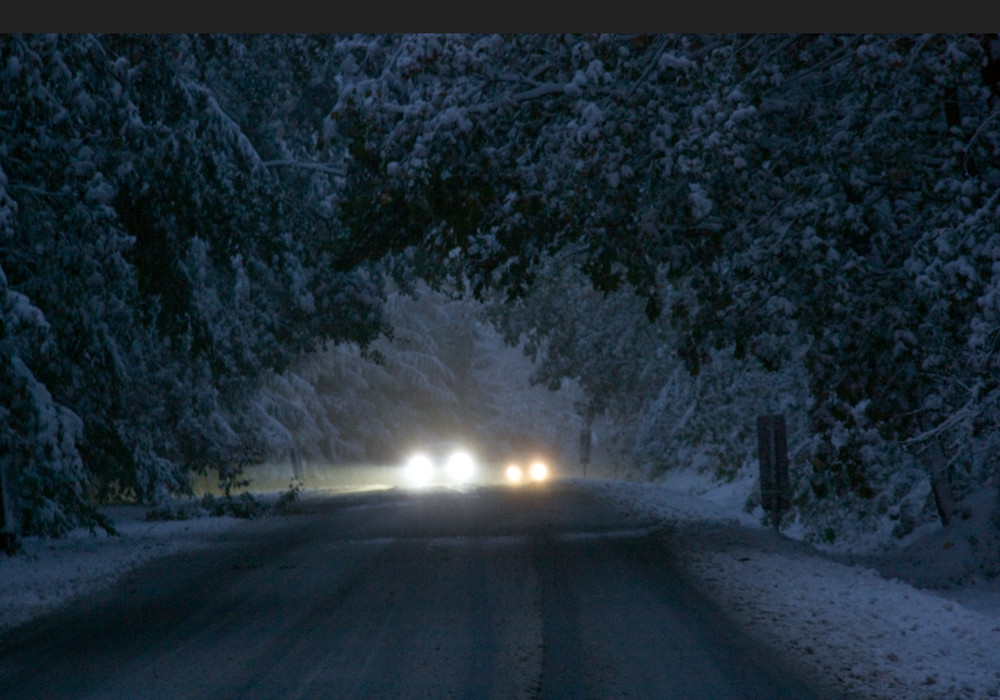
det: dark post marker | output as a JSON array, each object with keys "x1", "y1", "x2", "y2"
[
  {"x1": 0, "y1": 454, "x2": 21, "y2": 555},
  {"x1": 757, "y1": 414, "x2": 790, "y2": 530}
]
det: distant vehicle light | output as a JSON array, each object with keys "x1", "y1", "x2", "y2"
[
  {"x1": 446, "y1": 450, "x2": 476, "y2": 483},
  {"x1": 406, "y1": 454, "x2": 434, "y2": 486},
  {"x1": 529, "y1": 461, "x2": 548, "y2": 481},
  {"x1": 506, "y1": 465, "x2": 523, "y2": 483}
]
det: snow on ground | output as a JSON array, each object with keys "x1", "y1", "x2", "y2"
[
  {"x1": 3, "y1": 474, "x2": 1000, "y2": 699},
  {"x1": 578, "y1": 469, "x2": 1000, "y2": 700},
  {"x1": 0, "y1": 487, "x2": 368, "y2": 635},
  {"x1": 0, "y1": 504, "x2": 249, "y2": 633}
]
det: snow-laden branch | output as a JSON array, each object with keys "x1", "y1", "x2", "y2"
[
  {"x1": 468, "y1": 82, "x2": 608, "y2": 116},
  {"x1": 901, "y1": 397, "x2": 980, "y2": 448},
  {"x1": 177, "y1": 76, "x2": 267, "y2": 173},
  {"x1": 507, "y1": 83, "x2": 574, "y2": 103},
  {"x1": 626, "y1": 36, "x2": 669, "y2": 100},
  {"x1": 962, "y1": 109, "x2": 1000, "y2": 172},
  {"x1": 262, "y1": 160, "x2": 346, "y2": 176}
]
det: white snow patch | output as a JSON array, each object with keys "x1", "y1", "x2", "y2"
[
  {"x1": 0, "y1": 503, "x2": 248, "y2": 633},
  {"x1": 577, "y1": 472, "x2": 1000, "y2": 700}
]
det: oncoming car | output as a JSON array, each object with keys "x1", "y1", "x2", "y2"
[
  {"x1": 402, "y1": 442, "x2": 479, "y2": 487},
  {"x1": 503, "y1": 456, "x2": 550, "y2": 485},
  {"x1": 401, "y1": 441, "x2": 555, "y2": 487}
]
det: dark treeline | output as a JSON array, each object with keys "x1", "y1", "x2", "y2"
[
  {"x1": 2, "y1": 34, "x2": 1000, "y2": 550},
  {"x1": 1, "y1": 35, "x2": 390, "y2": 535}
]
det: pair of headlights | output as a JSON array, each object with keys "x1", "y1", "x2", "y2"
[
  {"x1": 506, "y1": 461, "x2": 548, "y2": 483},
  {"x1": 405, "y1": 450, "x2": 476, "y2": 486},
  {"x1": 404, "y1": 450, "x2": 550, "y2": 486}
]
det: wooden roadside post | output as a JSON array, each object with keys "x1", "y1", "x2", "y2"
[
  {"x1": 757, "y1": 414, "x2": 790, "y2": 530},
  {"x1": 1, "y1": 454, "x2": 21, "y2": 555},
  {"x1": 578, "y1": 407, "x2": 593, "y2": 478},
  {"x1": 579, "y1": 422, "x2": 592, "y2": 478}
]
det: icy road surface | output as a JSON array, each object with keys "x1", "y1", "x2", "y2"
[{"x1": 0, "y1": 483, "x2": 827, "y2": 699}]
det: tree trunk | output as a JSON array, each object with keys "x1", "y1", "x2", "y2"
[{"x1": 924, "y1": 436, "x2": 957, "y2": 527}]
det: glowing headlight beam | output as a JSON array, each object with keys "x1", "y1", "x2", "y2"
[
  {"x1": 446, "y1": 450, "x2": 476, "y2": 483},
  {"x1": 529, "y1": 461, "x2": 548, "y2": 481},
  {"x1": 506, "y1": 465, "x2": 523, "y2": 483},
  {"x1": 406, "y1": 454, "x2": 434, "y2": 486}
]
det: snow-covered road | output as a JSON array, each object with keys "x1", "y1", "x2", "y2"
[
  {"x1": 2, "y1": 476, "x2": 999, "y2": 699},
  {"x1": 2, "y1": 484, "x2": 822, "y2": 699}
]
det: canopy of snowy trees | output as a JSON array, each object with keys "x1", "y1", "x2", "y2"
[{"x1": 2, "y1": 34, "x2": 999, "y2": 546}]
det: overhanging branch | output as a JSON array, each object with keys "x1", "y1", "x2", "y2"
[{"x1": 262, "y1": 160, "x2": 346, "y2": 176}]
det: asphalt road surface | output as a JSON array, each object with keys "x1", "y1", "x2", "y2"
[{"x1": 0, "y1": 482, "x2": 830, "y2": 699}]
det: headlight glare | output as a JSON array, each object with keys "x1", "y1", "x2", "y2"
[
  {"x1": 446, "y1": 450, "x2": 476, "y2": 483},
  {"x1": 406, "y1": 454, "x2": 434, "y2": 486},
  {"x1": 529, "y1": 461, "x2": 548, "y2": 481}
]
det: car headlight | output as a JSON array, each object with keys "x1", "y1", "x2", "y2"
[
  {"x1": 406, "y1": 454, "x2": 434, "y2": 486},
  {"x1": 506, "y1": 465, "x2": 523, "y2": 483},
  {"x1": 446, "y1": 450, "x2": 476, "y2": 483},
  {"x1": 529, "y1": 461, "x2": 548, "y2": 481}
]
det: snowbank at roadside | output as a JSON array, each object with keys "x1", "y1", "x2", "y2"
[
  {"x1": 0, "y1": 487, "x2": 374, "y2": 635},
  {"x1": 579, "y1": 472, "x2": 1000, "y2": 700},
  {"x1": 0, "y1": 503, "x2": 249, "y2": 633}
]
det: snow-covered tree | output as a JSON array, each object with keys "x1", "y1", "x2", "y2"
[
  {"x1": 330, "y1": 33, "x2": 1000, "y2": 534},
  {"x1": 0, "y1": 262, "x2": 107, "y2": 536},
  {"x1": 4, "y1": 32, "x2": 1000, "y2": 545},
  {"x1": 250, "y1": 278, "x2": 582, "y2": 476},
  {"x1": 0, "y1": 34, "x2": 390, "y2": 531}
]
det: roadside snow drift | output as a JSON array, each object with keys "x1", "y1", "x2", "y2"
[
  {"x1": 0, "y1": 505, "x2": 246, "y2": 633},
  {"x1": 581, "y1": 474, "x2": 1000, "y2": 700}
]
